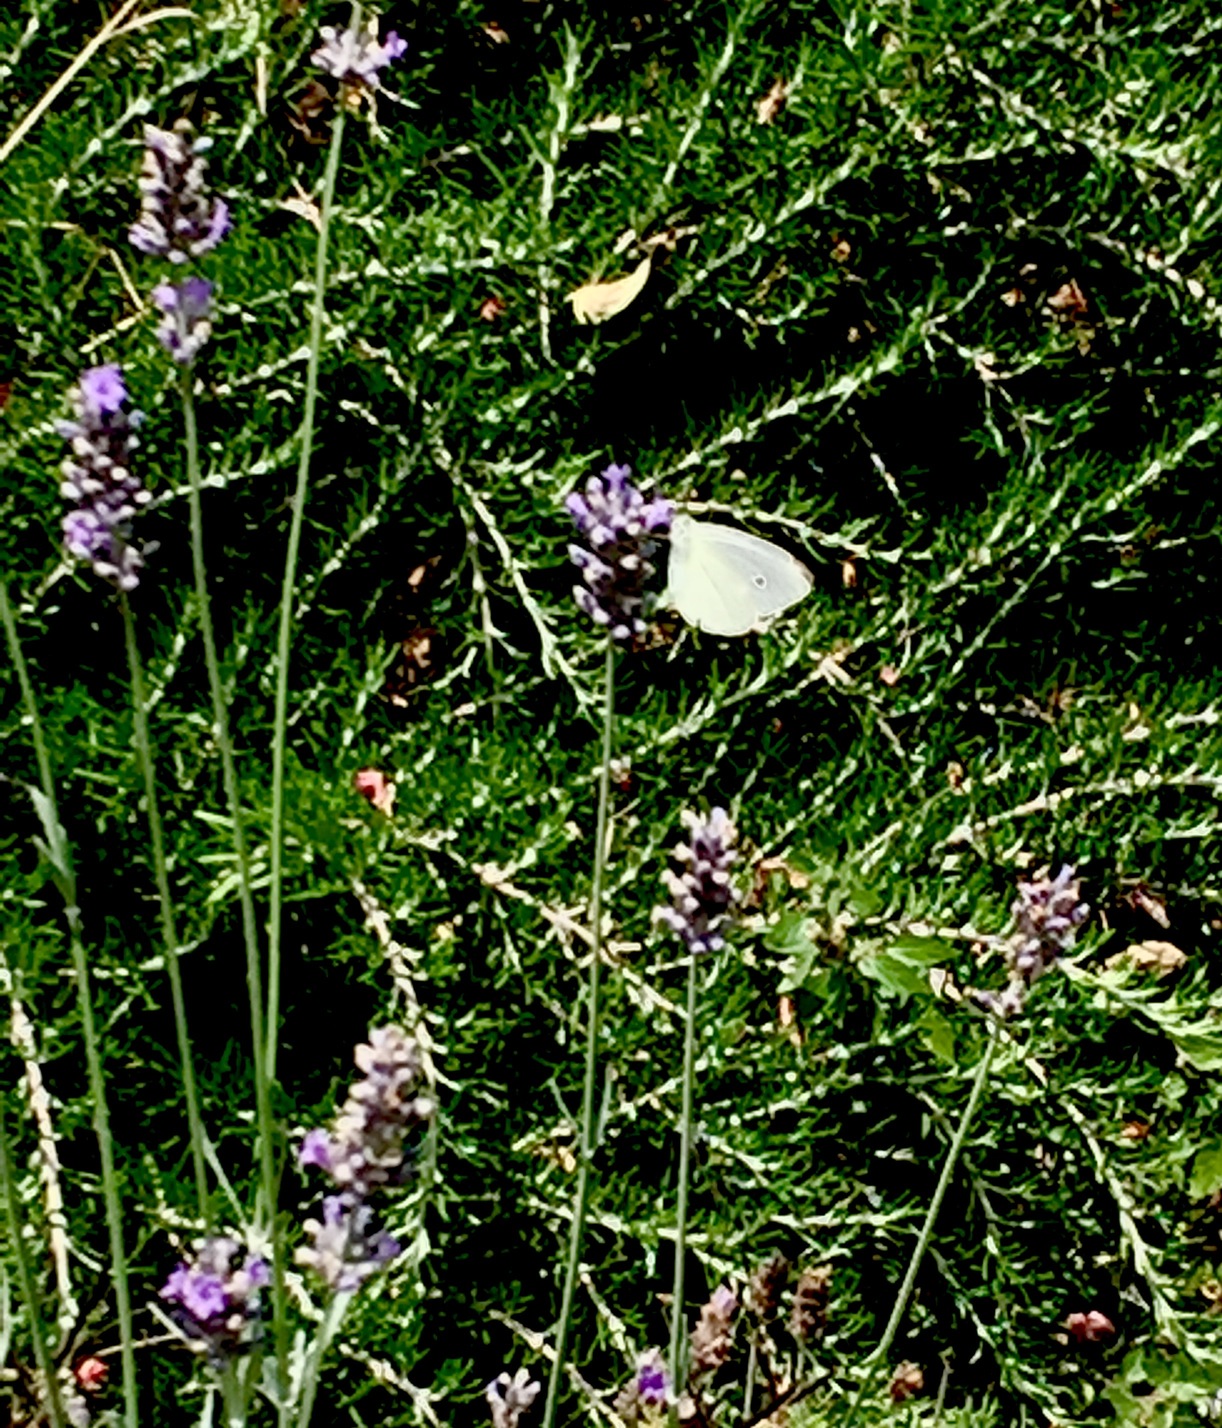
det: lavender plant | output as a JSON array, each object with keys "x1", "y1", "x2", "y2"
[
  {"x1": 297, "y1": 1024, "x2": 433, "y2": 1287},
  {"x1": 159, "y1": 1236, "x2": 269, "y2": 1362},
  {"x1": 613, "y1": 1351, "x2": 671, "y2": 1425},
  {"x1": 542, "y1": 464, "x2": 674, "y2": 1428},
  {"x1": 126, "y1": 116, "x2": 277, "y2": 1327},
  {"x1": 58, "y1": 365, "x2": 148, "y2": 591},
  {"x1": 128, "y1": 123, "x2": 230, "y2": 263},
  {"x1": 312, "y1": 20, "x2": 407, "y2": 97},
  {"x1": 293, "y1": 1025, "x2": 433, "y2": 1426},
  {"x1": 656, "y1": 809, "x2": 737, "y2": 1393},
  {"x1": 565, "y1": 463, "x2": 673, "y2": 646},
  {"x1": 265, "y1": 7, "x2": 409, "y2": 1114},
  {"x1": 975, "y1": 866, "x2": 1090, "y2": 1020}
]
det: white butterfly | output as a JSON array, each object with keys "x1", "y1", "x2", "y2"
[{"x1": 666, "y1": 514, "x2": 814, "y2": 637}]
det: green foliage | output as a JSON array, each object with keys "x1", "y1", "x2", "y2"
[{"x1": 3, "y1": 0, "x2": 1222, "y2": 1425}]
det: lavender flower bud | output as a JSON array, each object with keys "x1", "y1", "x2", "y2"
[
  {"x1": 296, "y1": 1194, "x2": 401, "y2": 1292},
  {"x1": 789, "y1": 1264, "x2": 831, "y2": 1344},
  {"x1": 58, "y1": 365, "x2": 148, "y2": 591},
  {"x1": 298, "y1": 1025, "x2": 433, "y2": 1200},
  {"x1": 976, "y1": 865, "x2": 1088, "y2": 1021},
  {"x1": 1009, "y1": 864, "x2": 1088, "y2": 978},
  {"x1": 297, "y1": 1026, "x2": 432, "y2": 1294},
  {"x1": 312, "y1": 21, "x2": 407, "y2": 90},
  {"x1": 153, "y1": 277, "x2": 214, "y2": 364},
  {"x1": 129, "y1": 124, "x2": 230, "y2": 263},
  {"x1": 689, "y1": 1284, "x2": 737, "y2": 1381},
  {"x1": 160, "y1": 1236, "x2": 269, "y2": 1360},
  {"x1": 612, "y1": 1350, "x2": 671, "y2": 1424},
  {"x1": 655, "y1": 808, "x2": 737, "y2": 955},
  {"x1": 746, "y1": 1252, "x2": 790, "y2": 1320},
  {"x1": 566, "y1": 463, "x2": 673, "y2": 644},
  {"x1": 486, "y1": 1368, "x2": 542, "y2": 1428}
]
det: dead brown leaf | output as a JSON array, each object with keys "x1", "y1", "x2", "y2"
[
  {"x1": 889, "y1": 1362, "x2": 924, "y2": 1403},
  {"x1": 1047, "y1": 279, "x2": 1088, "y2": 317}
]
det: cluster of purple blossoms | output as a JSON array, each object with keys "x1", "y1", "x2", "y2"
[
  {"x1": 58, "y1": 365, "x2": 149, "y2": 590},
  {"x1": 485, "y1": 1368, "x2": 541, "y2": 1428},
  {"x1": 655, "y1": 808, "x2": 737, "y2": 955},
  {"x1": 977, "y1": 865, "x2": 1089, "y2": 1020},
  {"x1": 129, "y1": 124, "x2": 227, "y2": 365},
  {"x1": 312, "y1": 21, "x2": 407, "y2": 92},
  {"x1": 613, "y1": 1350, "x2": 670, "y2": 1425},
  {"x1": 159, "y1": 1236, "x2": 269, "y2": 1361},
  {"x1": 152, "y1": 276, "x2": 214, "y2": 366},
  {"x1": 297, "y1": 1025, "x2": 433, "y2": 1292},
  {"x1": 566, "y1": 463, "x2": 673, "y2": 644},
  {"x1": 129, "y1": 125, "x2": 229, "y2": 265}
]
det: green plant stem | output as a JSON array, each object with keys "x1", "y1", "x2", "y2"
[
  {"x1": 120, "y1": 593, "x2": 208, "y2": 1221},
  {"x1": 0, "y1": 1099, "x2": 67, "y2": 1428},
  {"x1": 265, "y1": 86, "x2": 349, "y2": 1090},
  {"x1": 843, "y1": 1026, "x2": 998, "y2": 1417},
  {"x1": 542, "y1": 640, "x2": 616, "y2": 1428},
  {"x1": 180, "y1": 372, "x2": 285, "y2": 1406},
  {"x1": 0, "y1": 583, "x2": 138, "y2": 1428},
  {"x1": 296, "y1": 1290, "x2": 353, "y2": 1428},
  {"x1": 668, "y1": 947, "x2": 700, "y2": 1399}
]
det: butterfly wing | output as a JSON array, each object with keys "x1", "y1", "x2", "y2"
[
  {"x1": 668, "y1": 515, "x2": 809, "y2": 636},
  {"x1": 692, "y1": 521, "x2": 814, "y2": 621}
]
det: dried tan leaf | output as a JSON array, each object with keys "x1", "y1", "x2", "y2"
[
  {"x1": 567, "y1": 255, "x2": 651, "y2": 325},
  {"x1": 755, "y1": 856, "x2": 811, "y2": 890},
  {"x1": 756, "y1": 77, "x2": 789, "y2": 125},
  {"x1": 1107, "y1": 940, "x2": 1187, "y2": 977},
  {"x1": 280, "y1": 182, "x2": 322, "y2": 230}
]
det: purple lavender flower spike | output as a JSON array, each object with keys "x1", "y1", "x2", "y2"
[
  {"x1": 297, "y1": 1195, "x2": 401, "y2": 1292},
  {"x1": 129, "y1": 125, "x2": 230, "y2": 263},
  {"x1": 655, "y1": 808, "x2": 737, "y2": 955},
  {"x1": 635, "y1": 1351, "x2": 670, "y2": 1408},
  {"x1": 297, "y1": 1025, "x2": 432, "y2": 1293},
  {"x1": 485, "y1": 1368, "x2": 542, "y2": 1428},
  {"x1": 975, "y1": 865, "x2": 1089, "y2": 1020},
  {"x1": 566, "y1": 463, "x2": 674, "y2": 643},
  {"x1": 312, "y1": 21, "x2": 407, "y2": 91},
  {"x1": 59, "y1": 365, "x2": 149, "y2": 591},
  {"x1": 153, "y1": 276, "x2": 214, "y2": 364},
  {"x1": 612, "y1": 1350, "x2": 670, "y2": 1424},
  {"x1": 160, "y1": 1236, "x2": 268, "y2": 1360}
]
